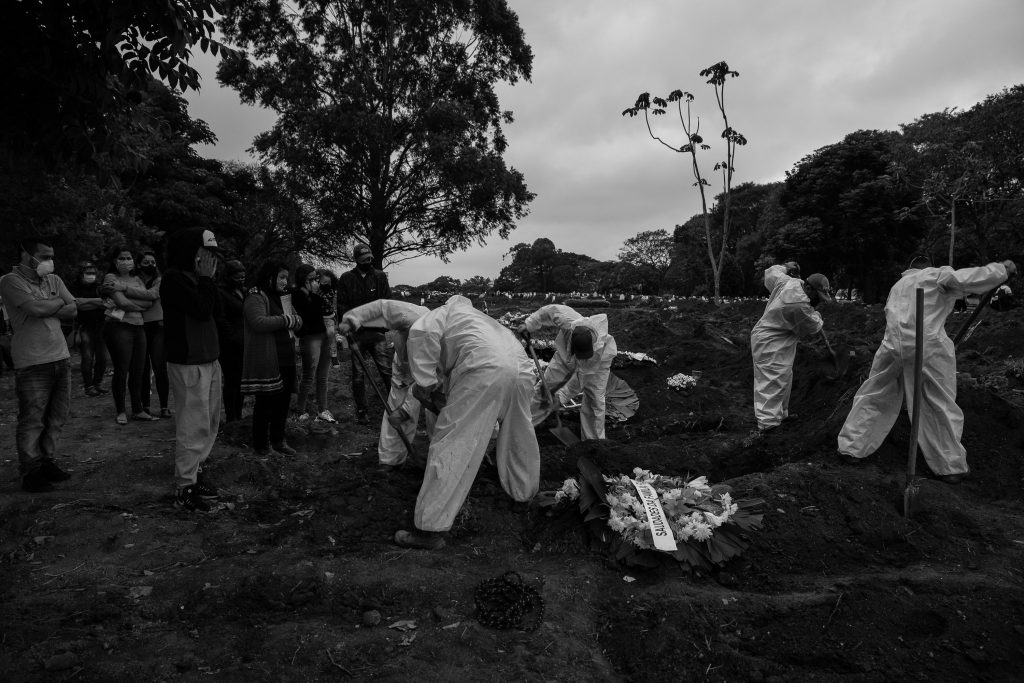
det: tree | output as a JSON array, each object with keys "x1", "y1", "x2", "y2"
[
  {"x1": 2, "y1": 0, "x2": 230, "y2": 166},
  {"x1": 494, "y1": 238, "x2": 595, "y2": 292},
  {"x1": 461, "y1": 275, "x2": 493, "y2": 294},
  {"x1": 623, "y1": 61, "x2": 747, "y2": 302},
  {"x1": 217, "y1": 0, "x2": 536, "y2": 267},
  {"x1": 618, "y1": 229, "x2": 675, "y2": 292},
  {"x1": 423, "y1": 275, "x2": 461, "y2": 292},
  {"x1": 780, "y1": 130, "x2": 924, "y2": 302}
]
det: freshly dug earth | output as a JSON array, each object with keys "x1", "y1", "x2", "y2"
[{"x1": 1, "y1": 297, "x2": 1022, "y2": 681}]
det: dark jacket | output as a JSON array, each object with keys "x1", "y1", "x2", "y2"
[
  {"x1": 161, "y1": 268, "x2": 220, "y2": 365},
  {"x1": 338, "y1": 267, "x2": 391, "y2": 334},
  {"x1": 216, "y1": 282, "x2": 246, "y2": 351},
  {"x1": 292, "y1": 288, "x2": 327, "y2": 337},
  {"x1": 71, "y1": 280, "x2": 105, "y2": 328}
]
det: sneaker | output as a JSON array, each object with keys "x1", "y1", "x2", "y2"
[
  {"x1": 317, "y1": 409, "x2": 337, "y2": 424},
  {"x1": 22, "y1": 470, "x2": 54, "y2": 493},
  {"x1": 84, "y1": 385, "x2": 100, "y2": 397},
  {"x1": 39, "y1": 459, "x2": 71, "y2": 482},
  {"x1": 94, "y1": 385, "x2": 109, "y2": 395},
  {"x1": 254, "y1": 446, "x2": 280, "y2": 458},
  {"x1": 133, "y1": 411, "x2": 159, "y2": 421},
  {"x1": 193, "y1": 480, "x2": 220, "y2": 500},
  {"x1": 356, "y1": 409, "x2": 369, "y2": 425},
  {"x1": 116, "y1": 413, "x2": 128, "y2": 425},
  {"x1": 272, "y1": 441, "x2": 297, "y2": 456},
  {"x1": 331, "y1": 357, "x2": 341, "y2": 367},
  {"x1": 174, "y1": 486, "x2": 211, "y2": 512},
  {"x1": 160, "y1": 408, "x2": 172, "y2": 419},
  {"x1": 394, "y1": 529, "x2": 445, "y2": 550},
  {"x1": 297, "y1": 412, "x2": 312, "y2": 423}
]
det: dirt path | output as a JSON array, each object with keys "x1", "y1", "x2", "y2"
[{"x1": 1, "y1": 299, "x2": 1023, "y2": 681}]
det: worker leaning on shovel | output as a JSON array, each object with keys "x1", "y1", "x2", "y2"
[
  {"x1": 750, "y1": 262, "x2": 833, "y2": 433},
  {"x1": 517, "y1": 304, "x2": 617, "y2": 440},
  {"x1": 338, "y1": 299, "x2": 431, "y2": 468},
  {"x1": 837, "y1": 256, "x2": 1017, "y2": 484}
]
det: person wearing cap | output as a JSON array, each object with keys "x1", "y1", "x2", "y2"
[
  {"x1": 161, "y1": 228, "x2": 224, "y2": 512},
  {"x1": 517, "y1": 304, "x2": 618, "y2": 440},
  {"x1": 750, "y1": 264, "x2": 832, "y2": 433},
  {"x1": 216, "y1": 259, "x2": 247, "y2": 422},
  {"x1": 337, "y1": 243, "x2": 392, "y2": 424},
  {"x1": 837, "y1": 256, "x2": 1017, "y2": 483}
]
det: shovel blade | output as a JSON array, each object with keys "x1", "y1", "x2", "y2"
[
  {"x1": 903, "y1": 479, "x2": 921, "y2": 518},
  {"x1": 549, "y1": 426, "x2": 580, "y2": 446}
]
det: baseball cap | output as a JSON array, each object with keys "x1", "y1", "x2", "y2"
[
  {"x1": 805, "y1": 273, "x2": 833, "y2": 303},
  {"x1": 353, "y1": 244, "x2": 372, "y2": 259}
]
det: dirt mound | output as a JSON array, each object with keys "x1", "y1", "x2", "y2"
[{"x1": 1, "y1": 298, "x2": 1023, "y2": 681}]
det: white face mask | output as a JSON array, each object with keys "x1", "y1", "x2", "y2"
[
  {"x1": 83, "y1": 274, "x2": 97, "y2": 284},
  {"x1": 33, "y1": 258, "x2": 55, "y2": 277}
]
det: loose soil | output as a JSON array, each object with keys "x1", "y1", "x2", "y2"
[{"x1": 1, "y1": 297, "x2": 1022, "y2": 681}]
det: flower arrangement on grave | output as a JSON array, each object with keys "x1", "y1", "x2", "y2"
[
  {"x1": 667, "y1": 372, "x2": 699, "y2": 391},
  {"x1": 544, "y1": 457, "x2": 764, "y2": 571}
]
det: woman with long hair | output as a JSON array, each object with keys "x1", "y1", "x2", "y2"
[
  {"x1": 241, "y1": 260, "x2": 302, "y2": 456},
  {"x1": 292, "y1": 263, "x2": 333, "y2": 422},
  {"x1": 101, "y1": 245, "x2": 159, "y2": 425}
]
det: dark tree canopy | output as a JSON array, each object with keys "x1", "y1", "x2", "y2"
[
  {"x1": 2, "y1": 0, "x2": 228, "y2": 166},
  {"x1": 217, "y1": 0, "x2": 536, "y2": 267}
]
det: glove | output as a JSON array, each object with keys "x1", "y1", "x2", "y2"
[
  {"x1": 1003, "y1": 260, "x2": 1017, "y2": 277},
  {"x1": 784, "y1": 261, "x2": 801, "y2": 278},
  {"x1": 387, "y1": 407, "x2": 412, "y2": 429},
  {"x1": 338, "y1": 320, "x2": 354, "y2": 336},
  {"x1": 413, "y1": 384, "x2": 447, "y2": 413},
  {"x1": 516, "y1": 324, "x2": 531, "y2": 340}
]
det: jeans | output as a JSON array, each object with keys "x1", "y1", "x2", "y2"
[
  {"x1": 105, "y1": 322, "x2": 147, "y2": 415},
  {"x1": 15, "y1": 359, "x2": 71, "y2": 474},
  {"x1": 252, "y1": 366, "x2": 295, "y2": 450},
  {"x1": 350, "y1": 332, "x2": 392, "y2": 411},
  {"x1": 141, "y1": 321, "x2": 169, "y2": 411},
  {"x1": 78, "y1": 324, "x2": 107, "y2": 389},
  {"x1": 168, "y1": 361, "x2": 222, "y2": 488},
  {"x1": 296, "y1": 332, "x2": 331, "y2": 414},
  {"x1": 220, "y1": 344, "x2": 244, "y2": 421}
]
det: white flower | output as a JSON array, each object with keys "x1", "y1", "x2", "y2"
[
  {"x1": 667, "y1": 373, "x2": 698, "y2": 390},
  {"x1": 686, "y1": 519, "x2": 714, "y2": 542},
  {"x1": 687, "y1": 476, "x2": 711, "y2": 493},
  {"x1": 554, "y1": 478, "x2": 580, "y2": 503}
]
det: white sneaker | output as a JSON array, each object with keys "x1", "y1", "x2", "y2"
[
  {"x1": 297, "y1": 412, "x2": 312, "y2": 423},
  {"x1": 317, "y1": 409, "x2": 337, "y2": 423}
]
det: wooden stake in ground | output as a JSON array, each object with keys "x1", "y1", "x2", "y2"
[{"x1": 904, "y1": 287, "x2": 925, "y2": 518}]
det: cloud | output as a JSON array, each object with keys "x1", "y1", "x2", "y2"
[{"x1": 183, "y1": 0, "x2": 1024, "y2": 286}]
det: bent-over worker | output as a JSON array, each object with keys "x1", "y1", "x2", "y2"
[
  {"x1": 750, "y1": 265, "x2": 832, "y2": 432},
  {"x1": 517, "y1": 304, "x2": 617, "y2": 440},
  {"x1": 397, "y1": 295, "x2": 539, "y2": 550},
  {"x1": 837, "y1": 256, "x2": 1016, "y2": 483},
  {"x1": 339, "y1": 299, "x2": 431, "y2": 467}
]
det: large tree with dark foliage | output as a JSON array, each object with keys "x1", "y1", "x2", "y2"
[{"x1": 217, "y1": 0, "x2": 535, "y2": 266}]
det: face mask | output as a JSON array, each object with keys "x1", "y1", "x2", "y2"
[
  {"x1": 34, "y1": 258, "x2": 55, "y2": 277},
  {"x1": 83, "y1": 274, "x2": 97, "y2": 284},
  {"x1": 140, "y1": 264, "x2": 157, "y2": 274},
  {"x1": 117, "y1": 260, "x2": 134, "y2": 273},
  {"x1": 357, "y1": 261, "x2": 373, "y2": 272}
]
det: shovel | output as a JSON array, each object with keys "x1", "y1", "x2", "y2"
[
  {"x1": 903, "y1": 288, "x2": 925, "y2": 518},
  {"x1": 952, "y1": 286, "x2": 998, "y2": 346},
  {"x1": 348, "y1": 335, "x2": 418, "y2": 463},
  {"x1": 521, "y1": 334, "x2": 580, "y2": 446},
  {"x1": 819, "y1": 329, "x2": 849, "y2": 379}
]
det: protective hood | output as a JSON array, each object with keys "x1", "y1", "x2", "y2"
[{"x1": 343, "y1": 299, "x2": 429, "y2": 332}]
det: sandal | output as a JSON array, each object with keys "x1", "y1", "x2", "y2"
[
  {"x1": 394, "y1": 529, "x2": 445, "y2": 550},
  {"x1": 133, "y1": 411, "x2": 159, "y2": 421},
  {"x1": 116, "y1": 413, "x2": 128, "y2": 425},
  {"x1": 160, "y1": 408, "x2": 172, "y2": 419}
]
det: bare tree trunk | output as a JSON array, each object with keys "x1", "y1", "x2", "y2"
[{"x1": 948, "y1": 200, "x2": 956, "y2": 268}]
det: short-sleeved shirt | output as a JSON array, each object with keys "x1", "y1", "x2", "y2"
[{"x1": 0, "y1": 269, "x2": 72, "y2": 369}]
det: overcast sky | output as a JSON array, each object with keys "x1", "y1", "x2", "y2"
[{"x1": 184, "y1": 0, "x2": 1024, "y2": 287}]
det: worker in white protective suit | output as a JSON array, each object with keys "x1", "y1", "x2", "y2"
[
  {"x1": 837, "y1": 256, "x2": 1016, "y2": 483},
  {"x1": 395, "y1": 295, "x2": 539, "y2": 550},
  {"x1": 517, "y1": 305, "x2": 617, "y2": 440},
  {"x1": 339, "y1": 299, "x2": 431, "y2": 467},
  {"x1": 750, "y1": 263, "x2": 832, "y2": 432}
]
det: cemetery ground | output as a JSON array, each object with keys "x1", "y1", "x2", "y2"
[{"x1": 1, "y1": 297, "x2": 1023, "y2": 681}]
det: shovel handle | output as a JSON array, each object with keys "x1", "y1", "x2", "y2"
[
  {"x1": 349, "y1": 334, "x2": 417, "y2": 457},
  {"x1": 952, "y1": 287, "x2": 998, "y2": 346},
  {"x1": 521, "y1": 334, "x2": 562, "y2": 428}
]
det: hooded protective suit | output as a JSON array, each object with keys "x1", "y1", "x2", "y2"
[
  {"x1": 407, "y1": 295, "x2": 539, "y2": 532},
  {"x1": 522, "y1": 304, "x2": 618, "y2": 440},
  {"x1": 837, "y1": 263, "x2": 1008, "y2": 475},
  {"x1": 751, "y1": 265, "x2": 824, "y2": 430},
  {"x1": 342, "y1": 299, "x2": 431, "y2": 465}
]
